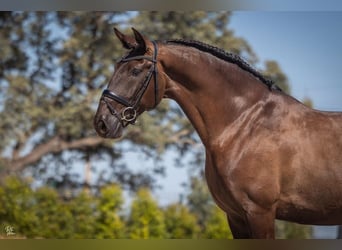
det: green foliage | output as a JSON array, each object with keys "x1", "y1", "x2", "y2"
[
  {"x1": 186, "y1": 176, "x2": 233, "y2": 239},
  {"x1": 95, "y1": 185, "x2": 125, "y2": 238},
  {"x1": 202, "y1": 206, "x2": 233, "y2": 239},
  {"x1": 0, "y1": 176, "x2": 38, "y2": 237},
  {"x1": 0, "y1": 176, "x2": 312, "y2": 239},
  {"x1": 263, "y1": 60, "x2": 290, "y2": 94},
  {"x1": 130, "y1": 12, "x2": 256, "y2": 62},
  {"x1": 302, "y1": 97, "x2": 313, "y2": 108},
  {"x1": 68, "y1": 191, "x2": 96, "y2": 238},
  {"x1": 276, "y1": 220, "x2": 313, "y2": 239},
  {"x1": 186, "y1": 176, "x2": 214, "y2": 229},
  {"x1": 34, "y1": 187, "x2": 74, "y2": 238},
  {"x1": 127, "y1": 188, "x2": 165, "y2": 239},
  {"x1": 163, "y1": 203, "x2": 200, "y2": 238}
]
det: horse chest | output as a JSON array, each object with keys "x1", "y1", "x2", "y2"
[
  {"x1": 204, "y1": 133, "x2": 283, "y2": 213},
  {"x1": 204, "y1": 150, "x2": 247, "y2": 216}
]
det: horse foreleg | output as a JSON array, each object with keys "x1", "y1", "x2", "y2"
[
  {"x1": 244, "y1": 204, "x2": 276, "y2": 239},
  {"x1": 227, "y1": 214, "x2": 251, "y2": 239}
]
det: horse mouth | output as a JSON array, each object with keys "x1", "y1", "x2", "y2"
[{"x1": 94, "y1": 117, "x2": 123, "y2": 139}]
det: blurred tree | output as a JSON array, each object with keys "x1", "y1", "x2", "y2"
[
  {"x1": 127, "y1": 188, "x2": 165, "y2": 238},
  {"x1": 263, "y1": 60, "x2": 290, "y2": 94},
  {"x1": 0, "y1": 176, "x2": 38, "y2": 238},
  {"x1": 186, "y1": 176, "x2": 214, "y2": 231},
  {"x1": 34, "y1": 186, "x2": 74, "y2": 238},
  {"x1": 202, "y1": 205, "x2": 233, "y2": 239},
  {"x1": 185, "y1": 176, "x2": 233, "y2": 238},
  {"x1": 275, "y1": 220, "x2": 312, "y2": 239},
  {"x1": 68, "y1": 190, "x2": 96, "y2": 238},
  {"x1": 302, "y1": 97, "x2": 313, "y2": 108},
  {"x1": 262, "y1": 60, "x2": 314, "y2": 107},
  {"x1": 95, "y1": 184, "x2": 125, "y2": 238},
  {"x1": 130, "y1": 12, "x2": 257, "y2": 62},
  {"x1": 0, "y1": 12, "x2": 117, "y2": 180},
  {"x1": 163, "y1": 203, "x2": 200, "y2": 238},
  {"x1": 0, "y1": 12, "x2": 196, "y2": 191},
  {"x1": 0, "y1": 176, "x2": 315, "y2": 239}
]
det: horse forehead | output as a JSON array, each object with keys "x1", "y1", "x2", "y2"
[
  {"x1": 107, "y1": 71, "x2": 127, "y2": 92},
  {"x1": 111, "y1": 63, "x2": 132, "y2": 80},
  {"x1": 108, "y1": 65, "x2": 144, "y2": 94}
]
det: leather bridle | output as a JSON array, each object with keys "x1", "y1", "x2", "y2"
[{"x1": 100, "y1": 41, "x2": 159, "y2": 127}]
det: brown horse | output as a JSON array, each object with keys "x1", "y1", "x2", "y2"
[{"x1": 93, "y1": 28, "x2": 342, "y2": 239}]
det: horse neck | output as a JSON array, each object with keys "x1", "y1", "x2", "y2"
[{"x1": 159, "y1": 44, "x2": 270, "y2": 146}]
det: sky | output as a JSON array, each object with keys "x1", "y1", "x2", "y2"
[{"x1": 230, "y1": 12, "x2": 342, "y2": 111}]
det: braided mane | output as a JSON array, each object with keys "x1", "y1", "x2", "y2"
[{"x1": 164, "y1": 39, "x2": 281, "y2": 91}]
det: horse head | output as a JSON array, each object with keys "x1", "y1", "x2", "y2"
[{"x1": 94, "y1": 28, "x2": 165, "y2": 138}]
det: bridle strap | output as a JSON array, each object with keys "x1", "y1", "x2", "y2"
[
  {"x1": 120, "y1": 55, "x2": 156, "y2": 63},
  {"x1": 152, "y1": 42, "x2": 159, "y2": 106},
  {"x1": 102, "y1": 89, "x2": 131, "y2": 107},
  {"x1": 101, "y1": 41, "x2": 159, "y2": 127}
]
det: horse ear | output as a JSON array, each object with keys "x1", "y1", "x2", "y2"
[
  {"x1": 131, "y1": 27, "x2": 147, "y2": 53},
  {"x1": 113, "y1": 27, "x2": 136, "y2": 50}
]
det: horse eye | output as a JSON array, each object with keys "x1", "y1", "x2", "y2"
[{"x1": 131, "y1": 68, "x2": 143, "y2": 76}]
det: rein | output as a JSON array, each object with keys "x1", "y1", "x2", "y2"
[{"x1": 101, "y1": 41, "x2": 159, "y2": 127}]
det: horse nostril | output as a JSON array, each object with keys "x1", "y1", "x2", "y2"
[{"x1": 97, "y1": 120, "x2": 108, "y2": 135}]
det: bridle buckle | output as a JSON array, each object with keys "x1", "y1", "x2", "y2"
[{"x1": 121, "y1": 107, "x2": 137, "y2": 123}]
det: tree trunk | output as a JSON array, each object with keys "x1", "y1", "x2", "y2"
[{"x1": 84, "y1": 155, "x2": 91, "y2": 194}]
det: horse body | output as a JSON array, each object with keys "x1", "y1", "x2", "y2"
[
  {"x1": 209, "y1": 104, "x2": 342, "y2": 225},
  {"x1": 94, "y1": 28, "x2": 342, "y2": 238},
  {"x1": 160, "y1": 43, "x2": 342, "y2": 237}
]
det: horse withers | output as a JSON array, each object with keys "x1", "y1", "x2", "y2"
[{"x1": 94, "y1": 28, "x2": 342, "y2": 239}]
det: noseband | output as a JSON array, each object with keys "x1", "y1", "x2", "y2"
[{"x1": 101, "y1": 41, "x2": 158, "y2": 127}]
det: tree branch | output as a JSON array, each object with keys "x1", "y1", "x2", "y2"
[
  {"x1": 168, "y1": 128, "x2": 198, "y2": 145},
  {"x1": 4, "y1": 135, "x2": 107, "y2": 174}
]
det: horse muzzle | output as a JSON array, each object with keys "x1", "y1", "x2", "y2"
[{"x1": 94, "y1": 114, "x2": 123, "y2": 139}]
